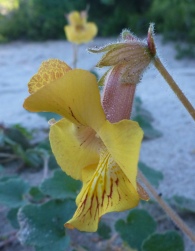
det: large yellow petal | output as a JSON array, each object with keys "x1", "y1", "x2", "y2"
[
  {"x1": 98, "y1": 120, "x2": 143, "y2": 189},
  {"x1": 83, "y1": 23, "x2": 98, "y2": 42},
  {"x1": 67, "y1": 11, "x2": 86, "y2": 26},
  {"x1": 28, "y1": 59, "x2": 71, "y2": 94},
  {"x1": 65, "y1": 22, "x2": 97, "y2": 44},
  {"x1": 24, "y1": 69, "x2": 106, "y2": 130},
  {"x1": 49, "y1": 118, "x2": 99, "y2": 180},
  {"x1": 65, "y1": 148, "x2": 139, "y2": 232}
]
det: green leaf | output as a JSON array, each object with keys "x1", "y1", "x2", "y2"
[
  {"x1": 101, "y1": 0, "x2": 115, "y2": 5},
  {"x1": 0, "y1": 164, "x2": 4, "y2": 172},
  {"x1": 0, "y1": 128, "x2": 5, "y2": 147},
  {"x1": 5, "y1": 127, "x2": 30, "y2": 149},
  {"x1": 48, "y1": 155, "x2": 60, "y2": 170},
  {"x1": 97, "y1": 69, "x2": 110, "y2": 87},
  {"x1": 0, "y1": 177, "x2": 29, "y2": 208},
  {"x1": 132, "y1": 97, "x2": 162, "y2": 139},
  {"x1": 139, "y1": 162, "x2": 163, "y2": 188},
  {"x1": 133, "y1": 97, "x2": 153, "y2": 122},
  {"x1": 115, "y1": 209, "x2": 156, "y2": 251},
  {"x1": 170, "y1": 195, "x2": 195, "y2": 213},
  {"x1": 29, "y1": 186, "x2": 45, "y2": 202},
  {"x1": 40, "y1": 169, "x2": 81, "y2": 199},
  {"x1": 35, "y1": 237, "x2": 70, "y2": 251},
  {"x1": 18, "y1": 199, "x2": 75, "y2": 249},
  {"x1": 7, "y1": 208, "x2": 20, "y2": 229},
  {"x1": 142, "y1": 231, "x2": 184, "y2": 251},
  {"x1": 97, "y1": 221, "x2": 112, "y2": 240},
  {"x1": 135, "y1": 116, "x2": 162, "y2": 139},
  {"x1": 0, "y1": 175, "x2": 17, "y2": 182},
  {"x1": 37, "y1": 138, "x2": 51, "y2": 152},
  {"x1": 12, "y1": 124, "x2": 32, "y2": 139},
  {"x1": 25, "y1": 149, "x2": 43, "y2": 167}
]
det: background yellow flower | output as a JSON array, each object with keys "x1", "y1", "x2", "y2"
[{"x1": 64, "y1": 10, "x2": 97, "y2": 44}]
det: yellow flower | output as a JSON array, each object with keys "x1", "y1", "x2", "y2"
[
  {"x1": 23, "y1": 59, "x2": 148, "y2": 232},
  {"x1": 64, "y1": 10, "x2": 97, "y2": 44}
]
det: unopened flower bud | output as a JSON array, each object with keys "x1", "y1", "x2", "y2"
[{"x1": 147, "y1": 23, "x2": 156, "y2": 57}]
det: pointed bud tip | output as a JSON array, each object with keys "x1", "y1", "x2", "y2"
[
  {"x1": 121, "y1": 29, "x2": 137, "y2": 41},
  {"x1": 147, "y1": 23, "x2": 156, "y2": 57}
]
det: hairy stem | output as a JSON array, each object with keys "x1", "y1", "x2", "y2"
[
  {"x1": 138, "y1": 171, "x2": 195, "y2": 243},
  {"x1": 154, "y1": 57, "x2": 195, "y2": 121}
]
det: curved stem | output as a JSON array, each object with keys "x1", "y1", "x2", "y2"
[
  {"x1": 138, "y1": 171, "x2": 195, "y2": 243},
  {"x1": 153, "y1": 57, "x2": 195, "y2": 121}
]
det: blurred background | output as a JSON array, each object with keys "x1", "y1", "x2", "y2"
[{"x1": 0, "y1": 0, "x2": 195, "y2": 54}]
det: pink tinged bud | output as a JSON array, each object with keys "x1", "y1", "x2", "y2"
[
  {"x1": 90, "y1": 25, "x2": 156, "y2": 123},
  {"x1": 102, "y1": 64, "x2": 136, "y2": 123},
  {"x1": 147, "y1": 23, "x2": 156, "y2": 57}
]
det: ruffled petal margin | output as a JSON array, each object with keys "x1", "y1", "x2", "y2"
[
  {"x1": 24, "y1": 69, "x2": 106, "y2": 131},
  {"x1": 28, "y1": 59, "x2": 71, "y2": 94}
]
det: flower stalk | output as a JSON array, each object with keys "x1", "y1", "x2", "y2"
[
  {"x1": 72, "y1": 43, "x2": 78, "y2": 69},
  {"x1": 153, "y1": 56, "x2": 195, "y2": 120},
  {"x1": 138, "y1": 171, "x2": 195, "y2": 243},
  {"x1": 147, "y1": 24, "x2": 195, "y2": 121}
]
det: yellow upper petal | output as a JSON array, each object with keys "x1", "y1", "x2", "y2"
[
  {"x1": 24, "y1": 69, "x2": 106, "y2": 131},
  {"x1": 98, "y1": 120, "x2": 143, "y2": 189},
  {"x1": 65, "y1": 148, "x2": 139, "y2": 232},
  {"x1": 67, "y1": 11, "x2": 86, "y2": 26},
  {"x1": 49, "y1": 118, "x2": 99, "y2": 180},
  {"x1": 65, "y1": 23, "x2": 97, "y2": 44},
  {"x1": 28, "y1": 59, "x2": 71, "y2": 94}
]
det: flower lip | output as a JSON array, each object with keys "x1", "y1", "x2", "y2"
[{"x1": 64, "y1": 147, "x2": 140, "y2": 232}]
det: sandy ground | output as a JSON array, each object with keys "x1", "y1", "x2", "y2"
[{"x1": 0, "y1": 36, "x2": 195, "y2": 250}]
